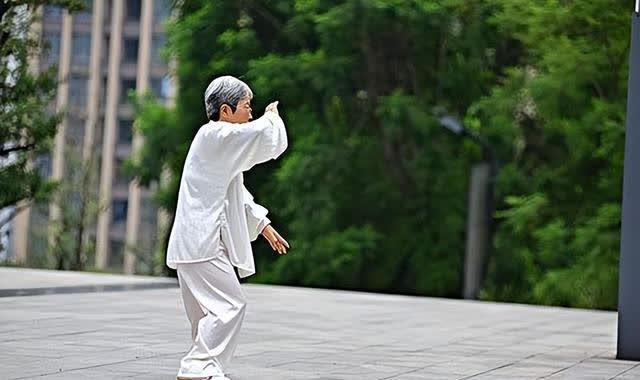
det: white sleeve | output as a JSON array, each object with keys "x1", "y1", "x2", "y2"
[
  {"x1": 242, "y1": 185, "x2": 271, "y2": 242},
  {"x1": 219, "y1": 112, "x2": 288, "y2": 177}
]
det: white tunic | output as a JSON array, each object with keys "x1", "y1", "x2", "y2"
[{"x1": 166, "y1": 112, "x2": 288, "y2": 277}]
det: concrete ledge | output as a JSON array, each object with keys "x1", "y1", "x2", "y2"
[{"x1": 0, "y1": 267, "x2": 177, "y2": 297}]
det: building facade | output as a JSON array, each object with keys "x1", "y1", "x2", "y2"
[{"x1": 9, "y1": 0, "x2": 173, "y2": 274}]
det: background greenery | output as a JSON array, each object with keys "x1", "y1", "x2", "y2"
[
  {"x1": 1, "y1": 0, "x2": 81, "y2": 216},
  {"x1": 129, "y1": 0, "x2": 632, "y2": 310},
  {"x1": 0, "y1": 0, "x2": 90, "y2": 269},
  {"x1": 2, "y1": 0, "x2": 629, "y2": 311},
  {"x1": 130, "y1": 0, "x2": 631, "y2": 310}
]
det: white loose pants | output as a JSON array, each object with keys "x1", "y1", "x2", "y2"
[{"x1": 176, "y1": 243, "x2": 247, "y2": 379}]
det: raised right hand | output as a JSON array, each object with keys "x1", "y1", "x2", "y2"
[{"x1": 265, "y1": 101, "x2": 279, "y2": 115}]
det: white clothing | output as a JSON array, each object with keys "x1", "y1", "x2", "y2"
[
  {"x1": 176, "y1": 242, "x2": 246, "y2": 378},
  {"x1": 167, "y1": 112, "x2": 288, "y2": 277}
]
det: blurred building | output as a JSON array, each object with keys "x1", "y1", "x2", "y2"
[{"x1": 9, "y1": 0, "x2": 173, "y2": 273}]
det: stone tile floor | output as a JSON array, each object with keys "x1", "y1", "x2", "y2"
[{"x1": 0, "y1": 268, "x2": 637, "y2": 379}]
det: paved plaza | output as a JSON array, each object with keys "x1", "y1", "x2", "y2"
[{"x1": 0, "y1": 267, "x2": 638, "y2": 379}]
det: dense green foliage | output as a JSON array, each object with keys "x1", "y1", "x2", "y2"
[
  {"x1": 132, "y1": 0, "x2": 632, "y2": 309},
  {"x1": 0, "y1": 0, "x2": 82, "y2": 227},
  {"x1": 473, "y1": 0, "x2": 629, "y2": 309}
]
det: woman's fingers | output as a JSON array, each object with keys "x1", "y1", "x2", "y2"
[
  {"x1": 265, "y1": 101, "x2": 278, "y2": 113},
  {"x1": 273, "y1": 230, "x2": 290, "y2": 248},
  {"x1": 275, "y1": 233, "x2": 289, "y2": 253},
  {"x1": 266, "y1": 235, "x2": 277, "y2": 251},
  {"x1": 265, "y1": 101, "x2": 279, "y2": 115},
  {"x1": 275, "y1": 240, "x2": 286, "y2": 255},
  {"x1": 264, "y1": 227, "x2": 288, "y2": 254},
  {"x1": 266, "y1": 235, "x2": 283, "y2": 254}
]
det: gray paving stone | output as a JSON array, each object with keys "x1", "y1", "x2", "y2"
[{"x1": 0, "y1": 268, "x2": 637, "y2": 379}]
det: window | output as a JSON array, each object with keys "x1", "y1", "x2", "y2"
[
  {"x1": 74, "y1": 0, "x2": 92, "y2": 24},
  {"x1": 108, "y1": 239, "x2": 124, "y2": 268},
  {"x1": 102, "y1": 36, "x2": 110, "y2": 66},
  {"x1": 126, "y1": 0, "x2": 141, "y2": 21},
  {"x1": 112, "y1": 199, "x2": 128, "y2": 223},
  {"x1": 104, "y1": 0, "x2": 112, "y2": 23},
  {"x1": 114, "y1": 158, "x2": 131, "y2": 187},
  {"x1": 120, "y1": 79, "x2": 136, "y2": 104},
  {"x1": 43, "y1": 6, "x2": 63, "y2": 20},
  {"x1": 36, "y1": 154, "x2": 51, "y2": 178},
  {"x1": 153, "y1": 0, "x2": 171, "y2": 23},
  {"x1": 94, "y1": 120, "x2": 104, "y2": 150},
  {"x1": 42, "y1": 33, "x2": 61, "y2": 65},
  {"x1": 150, "y1": 78, "x2": 162, "y2": 99},
  {"x1": 150, "y1": 75, "x2": 171, "y2": 100},
  {"x1": 151, "y1": 35, "x2": 166, "y2": 65},
  {"x1": 140, "y1": 196, "x2": 158, "y2": 228},
  {"x1": 118, "y1": 119, "x2": 133, "y2": 144},
  {"x1": 72, "y1": 33, "x2": 91, "y2": 65},
  {"x1": 123, "y1": 38, "x2": 139, "y2": 63},
  {"x1": 69, "y1": 75, "x2": 88, "y2": 107},
  {"x1": 66, "y1": 116, "x2": 85, "y2": 147}
]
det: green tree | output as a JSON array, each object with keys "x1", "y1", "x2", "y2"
[
  {"x1": 48, "y1": 146, "x2": 102, "y2": 270},
  {"x1": 471, "y1": 0, "x2": 629, "y2": 309},
  {"x1": 133, "y1": 0, "x2": 632, "y2": 309},
  {"x1": 132, "y1": 0, "x2": 515, "y2": 296},
  {"x1": 0, "y1": 0, "x2": 82, "y2": 235}
]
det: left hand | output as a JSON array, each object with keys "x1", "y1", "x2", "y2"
[{"x1": 261, "y1": 224, "x2": 290, "y2": 255}]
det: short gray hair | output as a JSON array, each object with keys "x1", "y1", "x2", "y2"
[{"x1": 204, "y1": 76, "x2": 253, "y2": 121}]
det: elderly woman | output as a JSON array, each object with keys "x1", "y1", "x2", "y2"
[{"x1": 167, "y1": 76, "x2": 290, "y2": 380}]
